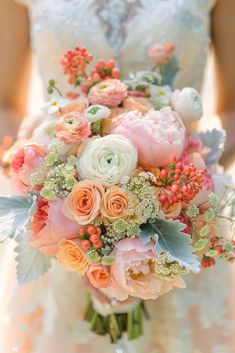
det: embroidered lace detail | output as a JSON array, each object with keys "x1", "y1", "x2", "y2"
[{"x1": 95, "y1": 0, "x2": 142, "y2": 58}]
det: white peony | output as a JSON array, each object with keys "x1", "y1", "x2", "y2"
[
  {"x1": 171, "y1": 87, "x2": 203, "y2": 123},
  {"x1": 77, "y1": 135, "x2": 138, "y2": 186}
]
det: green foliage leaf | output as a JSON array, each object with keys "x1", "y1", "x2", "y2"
[
  {"x1": 0, "y1": 195, "x2": 37, "y2": 242},
  {"x1": 140, "y1": 218, "x2": 200, "y2": 273},
  {"x1": 163, "y1": 56, "x2": 180, "y2": 86}
]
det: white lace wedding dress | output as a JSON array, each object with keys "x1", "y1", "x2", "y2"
[{"x1": 1, "y1": 1, "x2": 235, "y2": 352}]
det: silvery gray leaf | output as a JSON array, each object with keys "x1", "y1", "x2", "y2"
[
  {"x1": 0, "y1": 194, "x2": 37, "y2": 242},
  {"x1": 15, "y1": 228, "x2": 51, "y2": 284},
  {"x1": 194, "y1": 129, "x2": 226, "y2": 166},
  {"x1": 141, "y1": 218, "x2": 200, "y2": 273}
]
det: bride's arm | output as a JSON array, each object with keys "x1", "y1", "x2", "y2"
[
  {"x1": 0, "y1": 0, "x2": 31, "y2": 139},
  {"x1": 212, "y1": 0, "x2": 235, "y2": 166}
]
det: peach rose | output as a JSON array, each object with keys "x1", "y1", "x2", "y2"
[
  {"x1": 87, "y1": 264, "x2": 111, "y2": 288},
  {"x1": 55, "y1": 112, "x2": 91, "y2": 144},
  {"x1": 88, "y1": 79, "x2": 128, "y2": 108},
  {"x1": 63, "y1": 180, "x2": 105, "y2": 225},
  {"x1": 60, "y1": 96, "x2": 89, "y2": 115},
  {"x1": 161, "y1": 200, "x2": 182, "y2": 219},
  {"x1": 57, "y1": 239, "x2": 88, "y2": 275},
  {"x1": 148, "y1": 43, "x2": 176, "y2": 65},
  {"x1": 101, "y1": 186, "x2": 129, "y2": 219}
]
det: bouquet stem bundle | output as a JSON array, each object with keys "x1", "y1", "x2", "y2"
[{"x1": 84, "y1": 298, "x2": 149, "y2": 343}]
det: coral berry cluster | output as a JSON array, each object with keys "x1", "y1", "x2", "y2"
[{"x1": 79, "y1": 225, "x2": 103, "y2": 250}]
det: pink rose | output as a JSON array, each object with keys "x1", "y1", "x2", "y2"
[
  {"x1": 109, "y1": 238, "x2": 185, "y2": 301},
  {"x1": 87, "y1": 264, "x2": 111, "y2": 288},
  {"x1": 88, "y1": 79, "x2": 128, "y2": 108},
  {"x1": 30, "y1": 198, "x2": 81, "y2": 256},
  {"x1": 112, "y1": 108, "x2": 185, "y2": 168},
  {"x1": 55, "y1": 112, "x2": 91, "y2": 144},
  {"x1": 10, "y1": 144, "x2": 46, "y2": 193},
  {"x1": 148, "y1": 43, "x2": 176, "y2": 65}
]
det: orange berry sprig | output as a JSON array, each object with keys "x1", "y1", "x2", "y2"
[
  {"x1": 79, "y1": 225, "x2": 103, "y2": 251},
  {"x1": 61, "y1": 46, "x2": 93, "y2": 85},
  {"x1": 81, "y1": 58, "x2": 120, "y2": 93},
  {"x1": 158, "y1": 156, "x2": 204, "y2": 206}
]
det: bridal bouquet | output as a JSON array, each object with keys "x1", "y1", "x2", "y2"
[{"x1": 1, "y1": 43, "x2": 235, "y2": 343}]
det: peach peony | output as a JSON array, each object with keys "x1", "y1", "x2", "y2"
[
  {"x1": 55, "y1": 112, "x2": 91, "y2": 144},
  {"x1": 109, "y1": 238, "x2": 185, "y2": 301},
  {"x1": 62, "y1": 180, "x2": 105, "y2": 225},
  {"x1": 87, "y1": 264, "x2": 111, "y2": 288},
  {"x1": 88, "y1": 79, "x2": 128, "y2": 108},
  {"x1": 112, "y1": 108, "x2": 185, "y2": 168},
  {"x1": 56, "y1": 239, "x2": 88, "y2": 275},
  {"x1": 11, "y1": 144, "x2": 47, "y2": 193},
  {"x1": 101, "y1": 186, "x2": 129, "y2": 219},
  {"x1": 148, "y1": 43, "x2": 176, "y2": 65},
  {"x1": 30, "y1": 198, "x2": 81, "y2": 256}
]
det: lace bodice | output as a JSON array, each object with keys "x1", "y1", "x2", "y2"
[{"x1": 19, "y1": 0, "x2": 216, "y2": 96}]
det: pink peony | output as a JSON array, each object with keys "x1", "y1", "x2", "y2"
[
  {"x1": 148, "y1": 43, "x2": 176, "y2": 65},
  {"x1": 55, "y1": 112, "x2": 91, "y2": 144},
  {"x1": 109, "y1": 238, "x2": 185, "y2": 301},
  {"x1": 112, "y1": 108, "x2": 185, "y2": 168},
  {"x1": 30, "y1": 198, "x2": 81, "y2": 256},
  {"x1": 10, "y1": 144, "x2": 46, "y2": 193},
  {"x1": 88, "y1": 79, "x2": 128, "y2": 108}
]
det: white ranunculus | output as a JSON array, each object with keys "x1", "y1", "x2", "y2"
[
  {"x1": 84, "y1": 105, "x2": 110, "y2": 123},
  {"x1": 32, "y1": 119, "x2": 57, "y2": 146},
  {"x1": 172, "y1": 87, "x2": 203, "y2": 123},
  {"x1": 77, "y1": 135, "x2": 138, "y2": 186}
]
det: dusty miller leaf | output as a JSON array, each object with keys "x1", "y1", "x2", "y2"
[
  {"x1": 140, "y1": 218, "x2": 200, "y2": 273},
  {"x1": 194, "y1": 129, "x2": 226, "y2": 166},
  {"x1": 0, "y1": 194, "x2": 37, "y2": 242},
  {"x1": 15, "y1": 228, "x2": 51, "y2": 285}
]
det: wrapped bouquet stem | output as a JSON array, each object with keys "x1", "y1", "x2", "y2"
[{"x1": 0, "y1": 43, "x2": 234, "y2": 344}]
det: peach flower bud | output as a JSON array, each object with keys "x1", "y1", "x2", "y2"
[
  {"x1": 88, "y1": 79, "x2": 128, "y2": 108},
  {"x1": 55, "y1": 112, "x2": 91, "y2": 144},
  {"x1": 123, "y1": 96, "x2": 152, "y2": 114},
  {"x1": 56, "y1": 239, "x2": 88, "y2": 275},
  {"x1": 62, "y1": 180, "x2": 105, "y2": 225},
  {"x1": 101, "y1": 186, "x2": 129, "y2": 219},
  {"x1": 148, "y1": 43, "x2": 176, "y2": 65},
  {"x1": 60, "y1": 96, "x2": 89, "y2": 115},
  {"x1": 87, "y1": 264, "x2": 111, "y2": 288}
]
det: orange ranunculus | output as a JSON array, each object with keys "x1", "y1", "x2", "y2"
[
  {"x1": 56, "y1": 239, "x2": 88, "y2": 275},
  {"x1": 101, "y1": 186, "x2": 129, "y2": 219},
  {"x1": 87, "y1": 264, "x2": 111, "y2": 288},
  {"x1": 62, "y1": 180, "x2": 105, "y2": 225}
]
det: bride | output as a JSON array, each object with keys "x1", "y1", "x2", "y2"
[{"x1": 0, "y1": 1, "x2": 235, "y2": 352}]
